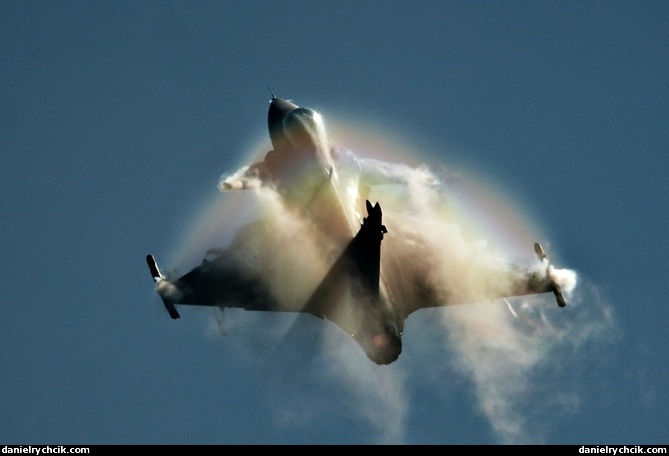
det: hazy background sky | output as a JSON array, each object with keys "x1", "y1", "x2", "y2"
[{"x1": 2, "y1": 1, "x2": 667, "y2": 445}]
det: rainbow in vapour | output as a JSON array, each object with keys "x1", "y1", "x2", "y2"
[
  {"x1": 168, "y1": 115, "x2": 552, "y2": 274},
  {"x1": 331, "y1": 115, "x2": 550, "y2": 257}
]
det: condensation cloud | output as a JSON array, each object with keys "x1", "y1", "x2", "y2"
[{"x1": 172, "y1": 125, "x2": 613, "y2": 444}]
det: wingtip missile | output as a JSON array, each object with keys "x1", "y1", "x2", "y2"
[
  {"x1": 532, "y1": 243, "x2": 567, "y2": 308},
  {"x1": 146, "y1": 254, "x2": 181, "y2": 319},
  {"x1": 146, "y1": 254, "x2": 164, "y2": 283},
  {"x1": 553, "y1": 286, "x2": 567, "y2": 308}
]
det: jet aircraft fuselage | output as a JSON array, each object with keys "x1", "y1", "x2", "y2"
[{"x1": 147, "y1": 94, "x2": 568, "y2": 365}]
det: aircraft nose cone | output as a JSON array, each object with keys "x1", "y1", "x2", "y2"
[
  {"x1": 268, "y1": 96, "x2": 300, "y2": 150},
  {"x1": 268, "y1": 97, "x2": 299, "y2": 127},
  {"x1": 269, "y1": 96, "x2": 299, "y2": 112}
]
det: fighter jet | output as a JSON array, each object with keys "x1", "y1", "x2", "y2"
[{"x1": 146, "y1": 94, "x2": 569, "y2": 365}]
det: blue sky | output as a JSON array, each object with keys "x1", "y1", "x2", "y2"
[{"x1": 1, "y1": 1, "x2": 667, "y2": 445}]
